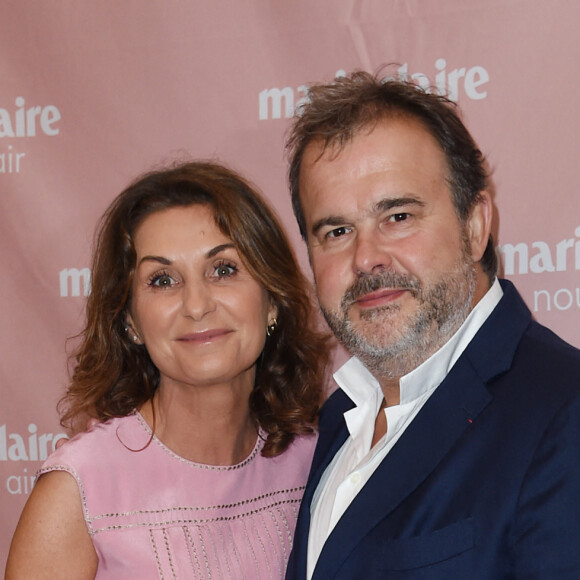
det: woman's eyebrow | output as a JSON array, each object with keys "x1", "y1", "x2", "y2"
[
  {"x1": 137, "y1": 255, "x2": 171, "y2": 267},
  {"x1": 206, "y1": 243, "x2": 235, "y2": 259}
]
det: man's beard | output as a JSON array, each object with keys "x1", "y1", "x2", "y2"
[{"x1": 319, "y1": 242, "x2": 477, "y2": 380}]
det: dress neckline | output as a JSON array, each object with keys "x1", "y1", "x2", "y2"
[{"x1": 133, "y1": 411, "x2": 265, "y2": 471}]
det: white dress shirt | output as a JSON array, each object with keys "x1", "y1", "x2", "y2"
[{"x1": 306, "y1": 279, "x2": 503, "y2": 579}]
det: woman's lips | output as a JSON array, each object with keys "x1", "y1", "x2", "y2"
[
  {"x1": 177, "y1": 329, "x2": 232, "y2": 343},
  {"x1": 355, "y1": 288, "x2": 407, "y2": 309}
]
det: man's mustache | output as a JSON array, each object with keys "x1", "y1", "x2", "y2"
[{"x1": 341, "y1": 271, "x2": 422, "y2": 309}]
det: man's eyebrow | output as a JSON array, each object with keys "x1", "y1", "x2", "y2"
[
  {"x1": 311, "y1": 216, "x2": 348, "y2": 237},
  {"x1": 374, "y1": 196, "x2": 425, "y2": 212}
]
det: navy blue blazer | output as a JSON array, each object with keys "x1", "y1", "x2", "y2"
[{"x1": 286, "y1": 280, "x2": 580, "y2": 579}]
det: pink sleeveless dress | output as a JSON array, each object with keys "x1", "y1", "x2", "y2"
[{"x1": 39, "y1": 412, "x2": 316, "y2": 579}]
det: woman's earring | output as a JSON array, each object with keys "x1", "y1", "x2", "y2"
[
  {"x1": 125, "y1": 326, "x2": 139, "y2": 343},
  {"x1": 266, "y1": 318, "x2": 278, "y2": 337}
]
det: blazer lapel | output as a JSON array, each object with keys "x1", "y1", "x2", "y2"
[
  {"x1": 309, "y1": 390, "x2": 356, "y2": 491},
  {"x1": 287, "y1": 389, "x2": 354, "y2": 579}
]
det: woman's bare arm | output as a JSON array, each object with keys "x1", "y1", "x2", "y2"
[{"x1": 5, "y1": 470, "x2": 98, "y2": 579}]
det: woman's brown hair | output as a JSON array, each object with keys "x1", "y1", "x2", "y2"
[{"x1": 59, "y1": 161, "x2": 330, "y2": 457}]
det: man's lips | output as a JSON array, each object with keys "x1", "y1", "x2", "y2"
[
  {"x1": 177, "y1": 329, "x2": 232, "y2": 343},
  {"x1": 354, "y1": 288, "x2": 408, "y2": 309}
]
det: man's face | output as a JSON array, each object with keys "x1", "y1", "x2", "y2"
[{"x1": 298, "y1": 117, "x2": 487, "y2": 381}]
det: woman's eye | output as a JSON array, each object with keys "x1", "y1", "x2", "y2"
[
  {"x1": 214, "y1": 264, "x2": 237, "y2": 278},
  {"x1": 150, "y1": 274, "x2": 175, "y2": 288}
]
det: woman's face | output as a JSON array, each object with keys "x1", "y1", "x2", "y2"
[{"x1": 127, "y1": 204, "x2": 276, "y2": 392}]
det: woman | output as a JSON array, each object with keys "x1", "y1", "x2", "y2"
[{"x1": 6, "y1": 161, "x2": 329, "y2": 579}]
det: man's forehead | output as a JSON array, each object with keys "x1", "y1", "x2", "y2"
[
  {"x1": 298, "y1": 118, "x2": 455, "y2": 233},
  {"x1": 301, "y1": 123, "x2": 377, "y2": 166},
  {"x1": 301, "y1": 119, "x2": 447, "y2": 186},
  {"x1": 305, "y1": 115, "x2": 443, "y2": 162}
]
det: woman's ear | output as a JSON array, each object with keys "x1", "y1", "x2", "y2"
[
  {"x1": 266, "y1": 300, "x2": 279, "y2": 337},
  {"x1": 267, "y1": 301, "x2": 279, "y2": 325},
  {"x1": 124, "y1": 314, "x2": 143, "y2": 345},
  {"x1": 466, "y1": 191, "x2": 493, "y2": 262}
]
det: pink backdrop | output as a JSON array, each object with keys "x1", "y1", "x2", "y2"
[{"x1": 2, "y1": 0, "x2": 579, "y2": 566}]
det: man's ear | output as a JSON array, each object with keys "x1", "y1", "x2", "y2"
[
  {"x1": 466, "y1": 191, "x2": 493, "y2": 262},
  {"x1": 124, "y1": 314, "x2": 143, "y2": 345}
]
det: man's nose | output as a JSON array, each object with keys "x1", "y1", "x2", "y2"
[{"x1": 352, "y1": 228, "x2": 393, "y2": 275}]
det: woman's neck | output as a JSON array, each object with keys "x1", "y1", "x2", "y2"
[{"x1": 139, "y1": 379, "x2": 258, "y2": 466}]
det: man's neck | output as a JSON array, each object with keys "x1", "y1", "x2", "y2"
[
  {"x1": 371, "y1": 397, "x2": 389, "y2": 447},
  {"x1": 380, "y1": 379, "x2": 401, "y2": 407}
]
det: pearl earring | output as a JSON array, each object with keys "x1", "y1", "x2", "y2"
[
  {"x1": 125, "y1": 326, "x2": 139, "y2": 343},
  {"x1": 266, "y1": 318, "x2": 278, "y2": 337}
]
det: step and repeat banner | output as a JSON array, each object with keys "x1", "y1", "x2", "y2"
[{"x1": 2, "y1": 0, "x2": 579, "y2": 565}]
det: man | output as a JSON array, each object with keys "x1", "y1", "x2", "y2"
[{"x1": 284, "y1": 71, "x2": 580, "y2": 579}]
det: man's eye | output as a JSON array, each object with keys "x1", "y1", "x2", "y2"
[
  {"x1": 326, "y1": 226, "x2": 350, "y2": 239},
  {"x1": 389, "y1": 213, "x2": 410, "y2": 222}
]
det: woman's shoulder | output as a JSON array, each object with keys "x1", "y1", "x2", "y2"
[
  {"x1": 36, "y1": 413, "x2": 158, "y2": 523},
  {"x1": 285, "y1": 430, "x2": 318, "y2": 460},
  {"x1": 5, "y1": 468, "x2": 98, "y2": 578},
  {"x1": 259, "y1": 431, "x2": 318, "y2": 480},
  {"x1": 39, "y1": 414, "x2": 140, "y2": 476}
]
